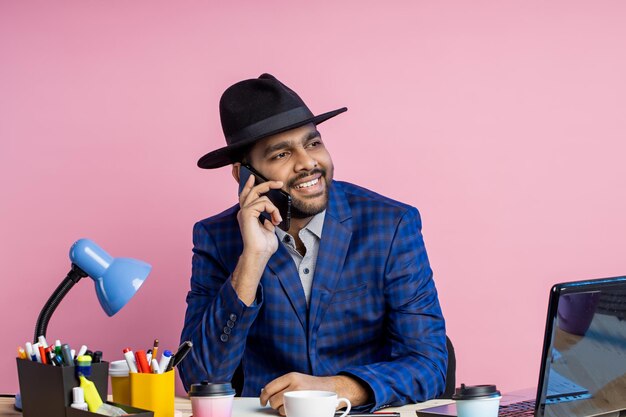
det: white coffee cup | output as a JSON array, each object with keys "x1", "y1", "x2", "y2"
[{"x1": 284, "y1": 390, "x2": 351, "y2": 417}]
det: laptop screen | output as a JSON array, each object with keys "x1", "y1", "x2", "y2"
[{"x1": 536, "y1": 277, "x2": 626, "y2": 417}]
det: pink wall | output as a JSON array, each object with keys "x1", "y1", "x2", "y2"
[{"x1": 2, "y1": 0, "x2": 626, "y2": 396}]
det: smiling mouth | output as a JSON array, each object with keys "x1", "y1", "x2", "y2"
[{"x1": 293, "y1": 178, "x2": 320, "y2": 189}]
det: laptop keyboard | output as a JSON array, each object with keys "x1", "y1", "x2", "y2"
[{"x1": 498, "y1": 400, "x2": 536, "y2": 416}]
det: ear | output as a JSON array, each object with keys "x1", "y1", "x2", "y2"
[{"x1": 232, "y1": 162, "x2": 241, "y2": 183}]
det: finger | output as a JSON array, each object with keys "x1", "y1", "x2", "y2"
[
  {"x1": 263, "y1": 200, "x2": 283, "y2": 226},
  {"x1": 239, "y1": 174, "x2": 257, "y2": 204},
  {"x1": 278, "y1": 405, "x2": 286, "y2": 416},
  {"x1": 268, "y1": 390, "x2": 286, "y2": 413},
  {"x1": 242, "y1": 180, "x2": 284, "y2": 206},
  {"x1": 243, "y1": 197, "x2": 282, "y2": 225},
  {"x1": 262, "y1": 217, "x2": 277, "y2": 233},
  {"x1": 259, "y1": 388, "x2": 267, "y2": 406},
  {"x1": 263, "y1": 374, "x2": 292, "y2": 398}
]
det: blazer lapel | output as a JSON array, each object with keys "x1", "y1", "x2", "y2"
[
  {"x1": 266, "y1": 243, "x2": 308, "y2": 331},
  {"x1": 308, "y1": 181, "x2": 353, "y2": 339}
]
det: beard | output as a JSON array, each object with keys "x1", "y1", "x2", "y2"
[{"x1": 287, "y1": 167, "x2": 332, "y2": 219}]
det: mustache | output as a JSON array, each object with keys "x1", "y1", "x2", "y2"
[{"x1": 286, "y1": 168, "x2": 326, "y2": 188}]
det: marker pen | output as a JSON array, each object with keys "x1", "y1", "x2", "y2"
[
  {"x1": 92, "y1": 351, "x2": 102, "y2": 363},
  {"x1": 135, "y1": 350, "x2": 150, "y2": 373},
  {"x1": 25, "y1": 342, "x2": 36, "y2": 361},
  {"x1": 45, "y1": 346, "x2": 55, "y2": 366},
  {"x1": 168, "y1": 341, "x2": 193, "y2": 371},
  {"x1": 77, "y1": 345, "x2": 88, "y2": 358},
  {"x1": 37, "y1": 335, "x2": 48, "y2": 349},
  {"x1": 39, "y1": 344, "x2": 48, "y2": 365},
  {"x1": 158, "y1": 350, "x2": 172, "y2": 373},
  {"x1": 17, "y1": 347, "x2": 27, "y2": 360},
  {"x1": 151, "y1": 358, "x2": 161, "y2": 374},
  {"x1": 61, "y1": 344, "x2": 73, "y2": 366},
  {"x1": 76, "y1": 355, "x2": 92, "y2": 377},
  {"x1": 55, "y1": 340, "x2": 62, "y2": 356},
  {"x1": 71, "y1": 349, "x2": 76, "y2": 360},
  {"x1": 52, "y1": 353, "x2": 64, "y2": 366},
  {"x1": 123, "y1": 348, "x2": 138, "y2": 373},
  {"x1": 33, "y1": 343, "x2": 42, "y2": 363}
]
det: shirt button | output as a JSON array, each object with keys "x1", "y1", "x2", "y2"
[
  {"x1": 229, "y1": 314, "x2": 237, "y2": 322},
  {"x1": 303, "y1": 268, "x2": 310, "y2": 274},
  {"x1": 227, "y1": 320, "x2": 235, "y2": 328},
  {"x1": 220, "y1": 334, "x2": 229, "y2": 342},
  {"x1": 284, "y1": 235, "x2": 291, "y2": 243},
  {"x1": 223, "y1": 326, "x2": 232, "y2": 335}
]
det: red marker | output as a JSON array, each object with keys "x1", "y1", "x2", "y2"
[
  {"x1": 39, "y1": 344, "x2": 48, "y2": 365},
  {"x1": 135, "y1": 350, "x2": 150, "y2": 373}
]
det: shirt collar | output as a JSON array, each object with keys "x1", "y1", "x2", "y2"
[{"x1": 275, "y1": 210, "x2": 326, "y2": 242}]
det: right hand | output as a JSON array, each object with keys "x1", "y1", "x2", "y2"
[
  {"x1": 231, "y1": 174, "x2": 284, "y2": 305},
  {"x1": 237, "y1": 174, "x2": 284, "y2": 259}
]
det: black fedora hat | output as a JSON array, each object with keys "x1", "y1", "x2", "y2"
[{"x1": 197, "y1": 73, "x2": 347, "y2": 169}]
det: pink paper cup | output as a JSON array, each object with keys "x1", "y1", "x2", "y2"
[{"x1": 189, "y1": 381, "x2": 235, "y2": 417}]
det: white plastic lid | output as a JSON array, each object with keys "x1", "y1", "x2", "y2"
[
  {"x1": 109, "y1": 359, "x2": 130, "y2": 377},
  {"x1": 72, "y1": 387, "x2": 85, "y2": 405}
]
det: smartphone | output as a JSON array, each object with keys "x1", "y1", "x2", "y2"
[{"x1": 238, "y1": 164, "x2": 291, "y2": 232}]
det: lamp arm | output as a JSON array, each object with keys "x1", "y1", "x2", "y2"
[{"x1": 34, "y1": 264, "x2": 88, "y2": 342}]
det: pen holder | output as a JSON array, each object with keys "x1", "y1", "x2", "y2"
[
  {"x1": 109, "y1": 360, "x2": 131, "y2": 405},
  {"x1": 130, "y1": 370, "x2": 175, "y2": 417},
  {"x1": 16, "y1": 358, "x2": 108, "y2": 417}
]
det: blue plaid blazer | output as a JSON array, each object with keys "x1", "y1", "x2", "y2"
[{"x1": 180, "y1": 180, "x2": 447, "y2": 410}]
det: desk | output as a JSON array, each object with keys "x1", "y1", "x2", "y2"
[{"x1": 0, "y1": 396, "x2": 454, "y2": 417}]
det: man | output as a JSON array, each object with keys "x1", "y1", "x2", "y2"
[{"x1": 180, "y1": 73, "x2": 447, "y2": 413}]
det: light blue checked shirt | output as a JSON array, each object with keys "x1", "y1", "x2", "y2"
[{"x1": 275, "y1": 210, "x2": 325, "y2": 307}]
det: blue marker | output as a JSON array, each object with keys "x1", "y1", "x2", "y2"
[
  {"x1": 25, "y1": 342, "x2": 37, "y2": 361},
  {"x1": 158, "y1": 350, "x2": 172, "y2": 373}
]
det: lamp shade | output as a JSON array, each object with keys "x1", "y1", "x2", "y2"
[{"x1": 69, "y1": 238, "x2": 151, "y2": 316}]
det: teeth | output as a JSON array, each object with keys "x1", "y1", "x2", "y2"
[{"x1": 295, "y1": 178, "x2": 319, "y2": 189}]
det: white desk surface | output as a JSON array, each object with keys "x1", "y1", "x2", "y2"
[
  {"x1": 185, "y1": 397, "x2": 455, "y2": 417},
  {"x1": 0, "y1": 396, "x2": 454, "y2": 417}
]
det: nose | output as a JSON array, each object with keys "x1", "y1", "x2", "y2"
[{"x1": 293, "y1": 147, "x2": 318, "y2": 172}]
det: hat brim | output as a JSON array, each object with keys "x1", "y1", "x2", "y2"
[{"x1": 197, "y1": 107, "x2": 347, "y2": 169}]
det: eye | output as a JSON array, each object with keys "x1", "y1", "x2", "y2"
[
  {"x1": 272, "y1": 152, "x2": 289, "y2": 160},
  {"x1": 306, "y1": 140, "x2": 323, "y2": 148}
]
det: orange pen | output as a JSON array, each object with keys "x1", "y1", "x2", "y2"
[
  {"x1": 17, "y1": 347, "x2": 27, "y2": 360},
  {"x1": 151, "y1": 339, "x2": 159, "y2": 363}
]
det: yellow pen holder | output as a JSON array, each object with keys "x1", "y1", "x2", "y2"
[{"x1": 130, "y1": 370, "x2": 175, "y2": 417}]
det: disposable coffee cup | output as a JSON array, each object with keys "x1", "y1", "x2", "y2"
[
  {"x1": 189, "y1": 381, "x2": 236, "y2": 417},
  {"x1": 109, "y1": 360, "x2": 130, "y2": 405},
  {"x1": 284, "y1": 390, "x2": 351, "y2": 417},
  {"x1": 452, "y1": 384, "x2": 501, "y2": 417}
]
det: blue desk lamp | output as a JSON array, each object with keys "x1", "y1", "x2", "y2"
[
  {"x1": 15, "y1": 238, "x2": 151, "y2": 412},
  {"x1": 33, "y1": 238, "x2": 151, "y2": 341}
]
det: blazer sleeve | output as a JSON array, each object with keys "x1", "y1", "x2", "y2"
[
  {"x1": 339, "y1": 206, "x2": 447, "y2": 410},
  {"x1": 178, "y1": 221, "x2": 263, "y2": 391}
]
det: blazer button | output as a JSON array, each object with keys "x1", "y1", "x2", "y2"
[
  {"x1": 227, "y1": 320, "x2": 235, "y2": 328},
  {"x1": 223, "y1": 326, "x2": 231, "y2": 335},
  {"x1": 229, "y1": 313, "x2": 237, "y2": 322},
  {"x1": 220, "y1": 334, "x2": 229, "y2": 342}
]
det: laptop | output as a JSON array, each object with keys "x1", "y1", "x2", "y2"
[{"x1": 418, "y1": 276, "x2": 626, "y2": 417}]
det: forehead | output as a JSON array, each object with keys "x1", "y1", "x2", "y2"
[{"x1": 249, "y1": 124, "x2": 320, "y2": 156}]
